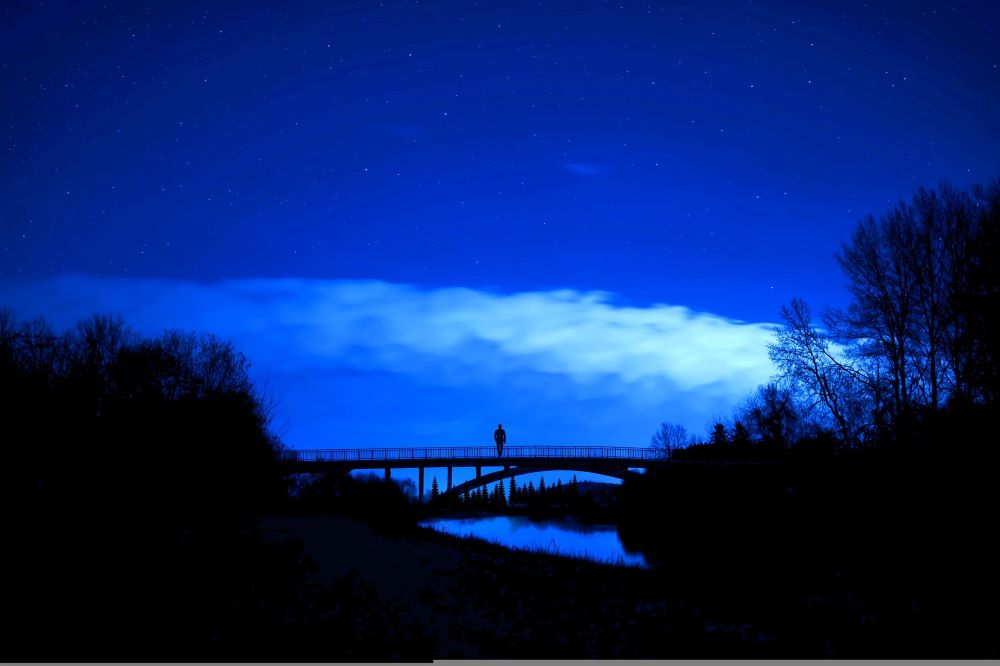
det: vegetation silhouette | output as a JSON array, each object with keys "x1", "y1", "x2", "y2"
[
  {"x1": 293, "y1": 472, "x2": 418, "y2": 536},
  {"x1": 0, "y1": 311, "x2": 427, "y2": 660},
  {"x1": 627, "y1": 180, "x2": 1000, "y2": 656}
]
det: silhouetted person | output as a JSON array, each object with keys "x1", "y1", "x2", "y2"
[{"x1": 494, "y1": 423, "x2": 506, "y2": 457}]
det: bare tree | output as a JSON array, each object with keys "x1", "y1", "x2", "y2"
[
  {"x1": 835, "y1": 209, "x2": 921, "y2": 422},
  {"x1": 768, "y1": 298, "x2": 872, "y2": 447},
  {"x1": 650, "y1": 421, "x2": 689, "y2": 457},
  {"x1": 733, "y1": 382, "x2": 808, "y2": 448}
]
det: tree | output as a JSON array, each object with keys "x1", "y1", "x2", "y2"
[
  {"x1": 650, "y1": 421, "x2": 689, "y2": 457},
  {"x1": 836, "y1": 208, "x2": 921, "y2": 422},
  {"x1": 709, "y1": 423, "x2": 729, "y2": 448},
  {"x1": 430, "y1": 476, "x2": 439, "y2": 501},
  {"x1": 732, "y1": 422, "x2": 750, "y2": 448},
  {"x1": 508, "y1": 477, "x2": 518, "y2": 503},
  {"x1": 734, "y1": 382, "x2": 810, "y2": 449},
  {"x1": 769, "y1": 298, "x2": 873, "y2": 447},
  {"x1": 768, "y1": 181, "x2": 1000, "y2": 449},
  {"x1": 538, "y1": 477, "x2": 546, "y2": 496}
]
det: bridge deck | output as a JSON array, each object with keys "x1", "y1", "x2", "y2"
[{"x1": 283, "y1": 445, "x2": 666, "y2": 470}]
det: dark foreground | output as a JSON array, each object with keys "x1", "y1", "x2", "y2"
[
  {"x1": 260, "y1": 449, "x2": 999, "y2": 660},
  {"x1": 5, "y1": 451, "x2": 998, "y2": 660}
]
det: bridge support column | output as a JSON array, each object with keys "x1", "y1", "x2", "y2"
[
  {"x1": 419, "y1": 467, "x2": 425, "y2": 500},
  {"x1": 476, "y1": 466, "x2": 481, "y2": 479},
  {"x1": 384, "y1": 467, "x2": 391, "y2": 480},
  {"x1": 447, "y1": 466, "x2": 453, "y2": 492},
  {"x1": 504, "y1": 465, "x2": 510, "y2": 472}
]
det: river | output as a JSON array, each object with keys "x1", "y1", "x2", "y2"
[{"x1": 420, "y1": 515, "x2": 647, "y2": 567}]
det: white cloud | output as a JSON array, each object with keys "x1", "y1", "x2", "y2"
[
  {"x1": 3, "y1": 275, "x2": 783, "y2": 447},
  {"x1": 1, "y1": 275, "x2": 778, "y2": 400}
]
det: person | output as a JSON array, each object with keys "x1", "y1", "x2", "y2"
[{"x1": 494, "y1": 423, "x2": 506, "y2": 457}]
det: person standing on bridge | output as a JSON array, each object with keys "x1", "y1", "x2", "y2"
[{"x1": 494, "y1": 423, "x2": 506, "y2": 457}]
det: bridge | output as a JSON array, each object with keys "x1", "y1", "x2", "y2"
[{"x1": 281, "y1": 446, "x2": 668, "y2": 499}]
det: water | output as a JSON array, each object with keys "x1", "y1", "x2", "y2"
[{"x1": 420, "y1": 515, "x2": 647, "y2": 567}]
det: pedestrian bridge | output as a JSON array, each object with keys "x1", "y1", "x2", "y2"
[{"x1": 281, "y1": 446, "x2": 668, "y2": 498}]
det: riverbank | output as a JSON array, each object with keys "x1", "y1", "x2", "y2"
[
  {"x1": 260, "y1": 514, "x2": 774, "y2": 658},
  {"x1": 262, "y1": 447, "x2": 1000, "y2": 659},
  {"x1": 261, "y1": 512, "x2": 919, "y2": 659}
]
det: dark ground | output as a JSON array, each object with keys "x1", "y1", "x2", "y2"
[
  {"x1": 263, "y1": 452, "x2": 998, "y2": 662},
  {"x1": 5, "y1": 452, "x2": 996, "y2": 660}
]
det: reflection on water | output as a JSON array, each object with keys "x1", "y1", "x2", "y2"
[{"x1": 420, "y1": 515, "x2": 647, "y2": 567}]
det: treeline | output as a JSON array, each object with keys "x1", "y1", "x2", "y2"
[
  {"x1": 0, "y1": 310, "x2": 326, "y2": 660},
  {"x1": 624, "y1": 182, "x2": 1000, "y2": 655},
  {"x1": 430, "y1": 474, "x2": 581, "y2": 510},
  {"x1": 1, "y1": 310, "x2": 287, "y2": 514},
  {"x1": 655, "y1": 180, "x2": 1000, "y2": 458}
]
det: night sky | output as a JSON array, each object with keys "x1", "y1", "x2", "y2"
[{"x1": 2, "y1": 1, "x2": 999, "y2": 461}]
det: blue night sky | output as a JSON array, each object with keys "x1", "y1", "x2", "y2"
[{"x1": 2, "y1": 1, "x2": 999, "y2": 457}]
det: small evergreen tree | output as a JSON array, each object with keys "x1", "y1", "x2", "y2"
[
  {"x1": 527, "y1": 480, "x2": 536, "y2": 500},
  {"x1": 539, "y1": 477, "x2": 547, "y2": 496},
  {"x1": 498, "y1": 478, "x2": 506, "y2": 506},
  {"x1": 733, "y1": 422, "x2": 751, "y2": 448},
  {"x1": 710, "y1": 422, "x2": 730, "y2": 447},
  {"x1": 430, "y1": 476, "x2": 439, "y2": 501},
  {"x1": 570, "y1": 475, "x2": 579, "y2": 496},
  {"x1": 508, "y1": 477, "x2": 518, "y2": 503},
  {"x1": 555, "y1": 478, "x2": 563, "y2": 498},
  {"x1": 462, "y1": 488, "x2": 470, "y2": 505}
]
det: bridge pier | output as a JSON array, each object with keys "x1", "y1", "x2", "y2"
[
  {"x1": 447, "y1": 466, "x2": 453, "y2": 492},
  {"x1": 384, "y1": 467, "x2": 391, "y2": 480},
  {"x1": 418, "y1": 467, "x2": 425, "y2": 500},
  {"x1": 476, "y1": 466, "x2": 481, "y2": 479}
]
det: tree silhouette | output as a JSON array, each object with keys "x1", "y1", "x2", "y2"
[
  {"x1": 769, "y1": 298, "x2": 871, "y2": 447},
  {"x1": 430, "y1": 476, "x2": 439, "y2": 502},
  {"x1": 491, "y1": 481, "x2": 506, "y2": 508},
  {"x1": 0, "y1": 310, "x2": 303, "y2": 660},
  {"x1": 734, "y1": 382, "x2": 807, "y2": 449},
  {"x1": 709, "y1": 423, "x2": 729, "y2": 448},
  {"x1": 650, "y1": 422, "x2": 689, "y2": 457},
  {"x1": 732, "y1": 422, "x2": 750, "y2": 449},
  {"x1": 770, "y1": 180, "x2": 1000, "y2": 448}
]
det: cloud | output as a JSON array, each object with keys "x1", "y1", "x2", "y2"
[
  {"x1": 1, "y1": 275, "x2": 776, "y2": 392},
  {"x1": 562, "y1": 162, "x2": 602, "y2": 176},
  {"x1": 0, "y1": 275, "x2": 779, "y2": 444}
]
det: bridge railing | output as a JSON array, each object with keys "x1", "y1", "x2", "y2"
[{"x1": 285, "y1": 446, "x2": 667, "y2": 463}]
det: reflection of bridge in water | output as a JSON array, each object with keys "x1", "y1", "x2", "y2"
[{"x1": 282, "y1": 446, "x2": 669, "y2": 499}]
